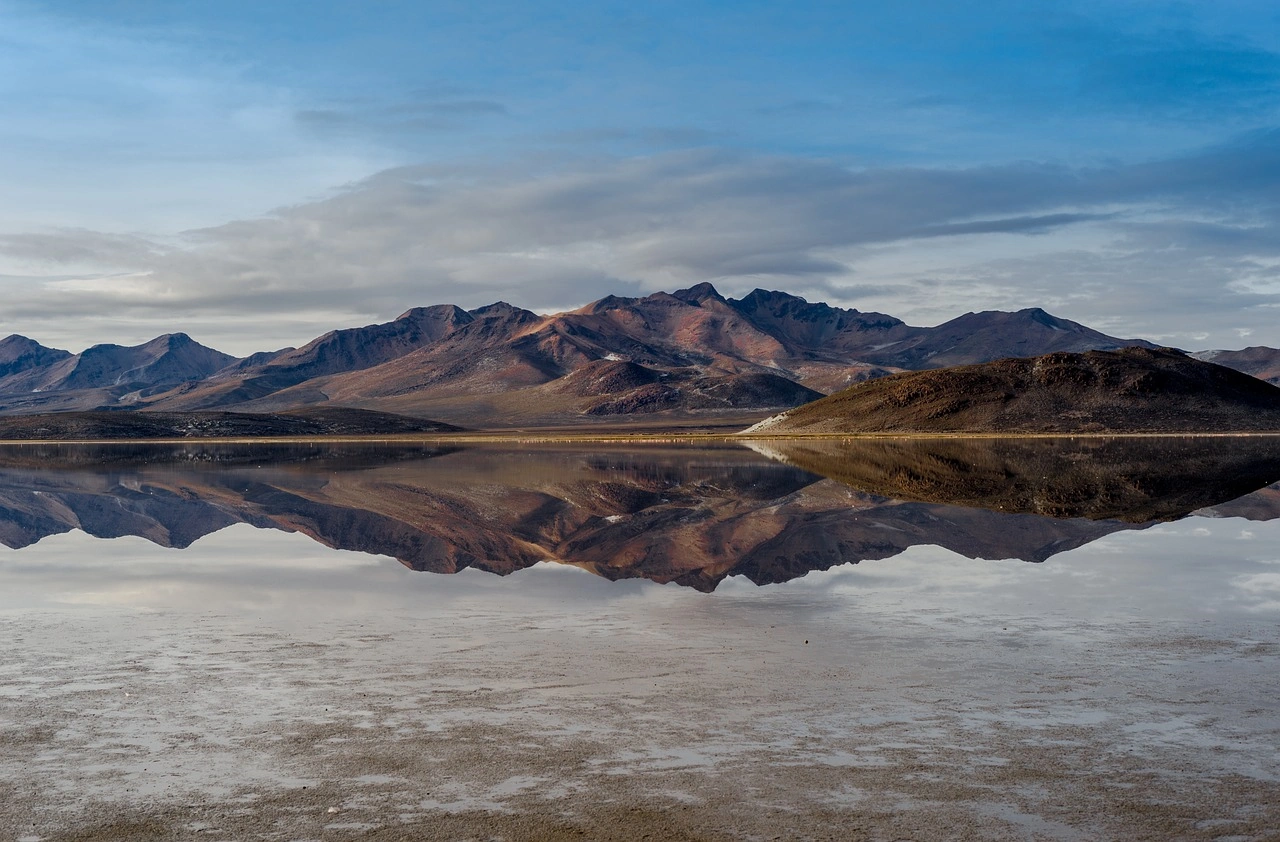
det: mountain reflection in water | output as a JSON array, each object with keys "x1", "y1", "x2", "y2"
[{"x1": 0, "y1": 437, "x2": 1277, "y2": 591}]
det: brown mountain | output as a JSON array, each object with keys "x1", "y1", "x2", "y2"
[
  {"x1": 749, "y1": 347, "x2": 1280, "y2": 434},
  {"x1": 1194, "y1": 346, "x2": 1280, "y2": 385},
  {"x1": 135, "y1": 289, "x2": 900, "y2": 424}
]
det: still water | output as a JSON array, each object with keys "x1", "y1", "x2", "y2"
[{"x1": 1, "y1": 438, "x2": 1278, "y2": 841}]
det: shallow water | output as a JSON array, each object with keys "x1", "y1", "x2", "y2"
[{"x1": 1, "y1": 439, "x2": 1279, "y2": 840}]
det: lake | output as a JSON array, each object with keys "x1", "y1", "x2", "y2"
[{"x1": 2, "y1": 438, "x2": 1279, "y2": 841}]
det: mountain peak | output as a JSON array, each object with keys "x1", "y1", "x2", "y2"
[
  {"x1": 0, "y1": 334, "x2": 66, "y2": 356},
  {"x1": 468, "y1": 301, "x2": 541, "y2": 325},
  {"x1": 578, "y1": 294, "x2": 639, "y2": 314},
  {"x1": 0, "y1": 335, "x2": 73, "y2": 378},
  {"x1": 1015, "y1": 307, "x2": 1072, "y2": 329},
  {"x1": 736, "y1": 288, "x2": 806, "y2": 308},
  {"x1": 671, "y1": 282, "x2": 726, "y2": 306},
  {"x1": 396, "y1": 304, "x2": 473, "y2": 324},
  {"x1": 149, "y1": 332, "x2": 194, "y2": 349},
  {"x1": 471, "y1": 300, "x2": 523, "y2": 315},
  {"x1": 131, "y1": 333, "x2": 224, "y2": 355}
]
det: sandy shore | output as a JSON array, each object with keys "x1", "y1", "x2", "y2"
[{"x1": 2, "y1": 521, "x2": 1279, "y2": 841}]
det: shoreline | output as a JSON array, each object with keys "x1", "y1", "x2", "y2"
[{"x1": 2, "y1": 429, "x2": 1280, "y2": 446}]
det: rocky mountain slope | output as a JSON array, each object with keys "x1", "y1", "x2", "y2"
[
  {"x1": 0, "y1": 285, "x2": 1170, "y2": 426},
  {"x1": 749, "y1": 347, "x2": 1280, "y2": 434}
]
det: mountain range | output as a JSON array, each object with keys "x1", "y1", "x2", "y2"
[{"x1": 2, "y1": 284, "x2": 1272, "y2": 427}]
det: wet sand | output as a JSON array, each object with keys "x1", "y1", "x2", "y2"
[{"x1": 2, "y1": 526, "x2": 1279, "y2": 841}]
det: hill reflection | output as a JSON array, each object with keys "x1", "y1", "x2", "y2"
[
  {"x1": 750, "y1": 436, "x2": 1280, "y2": 522},
  {"x1": 0, "y1": 438, "x2": 1277, "y2": 590}
]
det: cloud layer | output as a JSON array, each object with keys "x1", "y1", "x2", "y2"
[
  {"x1": 1, "y1": 132, "x2": 1279, "y2": 354},
  {"x1": 2, "y1": 2, "x2": 1279, "y2": 354}
]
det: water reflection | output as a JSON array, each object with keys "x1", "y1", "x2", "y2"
[
  {"x1": 752, "y1": 436, "x2": 1280, "y2": 521},
  {"x1": 0, "y1": 437, "x2": 1277, "y2": 590}
]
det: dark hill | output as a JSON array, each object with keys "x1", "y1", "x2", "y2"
[
  {"x1": 748, "y1": 347, "x2": 1280, "y2": 434},
  {"x1": 0, "y1": 407, "x2": 462, "y2": 441}
]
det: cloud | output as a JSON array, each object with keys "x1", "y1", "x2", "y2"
[
  {"x1": 0, "y1": 230, "x2": 168, "y2": 268},
  {"x1": 909, "y1": 213, "x2": 1113, "y2": 239},
  {"x1": 2, "y1": 131, "x2": 1280, "y2": 353}
]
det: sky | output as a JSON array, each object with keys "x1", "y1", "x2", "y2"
[{"x1": 1, "y1": 0, "x2": 1279, "y2": 355}]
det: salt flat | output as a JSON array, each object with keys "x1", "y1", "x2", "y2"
[{"x1": 1, "y1": 518, "x2": 1278, "y2": 841}]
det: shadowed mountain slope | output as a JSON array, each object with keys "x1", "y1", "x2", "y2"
[
  {"x1": 750, "y1": 347, "x2": 1280, "y2": 434},
  {"x1": 0, "y1": 334, "x2": 235, "y2": 415},
  {"x1": 0, "y1": 335, "x2": 72, "y2": 378}
]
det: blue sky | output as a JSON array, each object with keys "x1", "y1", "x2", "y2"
[{"x1": 1, "y1": 0, "x2": 1278, "y2": 353}]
